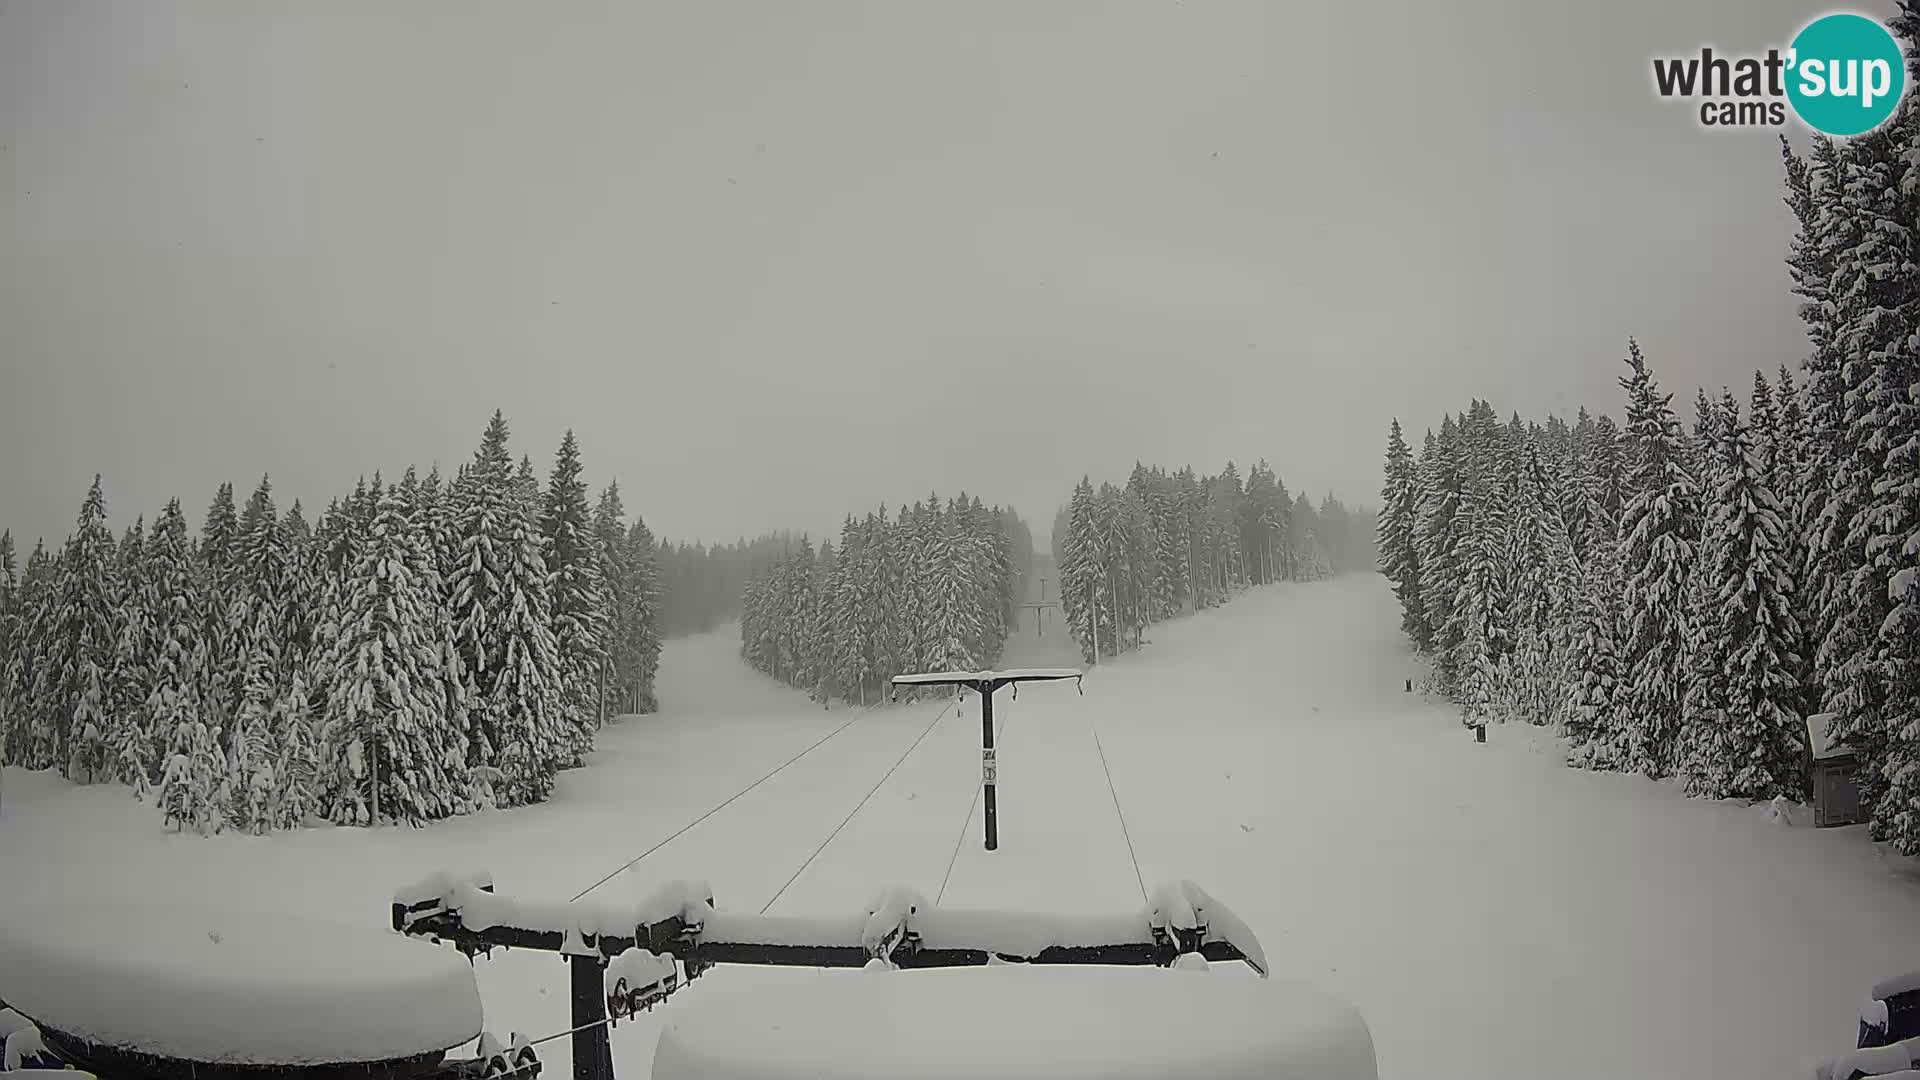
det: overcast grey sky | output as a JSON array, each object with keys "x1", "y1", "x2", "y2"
[{"x1": 0, "y1": 0, "x2": 1830, "y2": 551}]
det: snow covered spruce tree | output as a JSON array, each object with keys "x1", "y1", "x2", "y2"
[
  {"x1": 225, "y1": 476, "x2": 299, "y2": 832},
  {"x1": 1685, "y1": 387, "x2": 1805, "y2": 801},
  {"x1": 25, "y1": 477, "x2": 119, "y2": 782},
  {"x1": 1796, "y1": 132, "x2": 1897, "y2": 820},
  {"x1": 299, "y1": 495, "x2": 360, "y2": 802},
  {"x1": 317, "y1": 484, "x2": 470, "y2": 826},
  {"x1": 1502, "y1": 441, "x2": 1576, "y2": 729},
  {"x1": 448, "y1": 412, "x2": 567, "y2": 807},
  {"x1": 0, "y1": 531, "x2": 16, "y2": 767},
  {"x1": 105, "y1": 516, "x2": 156, "y2": 792},
  {"x1": 1834, "y1": 126, "x2": 1919, "y2": 841},
  {"x1": 1061, "y1": 477, "x2": 1107, "y2": 662},
  {"x1": 1612, "y1": 342, "x2": 1701, "y2": 779},
  {"x1": 1874, "y1": 2, "x2": 1920, "y2": 853},
  {"x1": 1674, "y1": 393, "x2": 1729, "y2": 792},
  {"x1": 1590, "y1": 413, "x2": 1630, "y2": 541},
  {"x1": 156, "y1": 663, "x2": 224, "y2": 835},
  {"x1": 196, "y1": 481, "x2": 242, "y2": 750},
  {"x1": 541, "y1": 431, "x2": 608, "y2": 762},
  {"x1": 625, "y1": 515, "x2": 664, "y2": 711},
  {"x1": 112, "y1": 501, "x2": 196, "y2": 796},
  {"x1": 1415, "y1": 419, "x2": 1468, "y2": 692},
  {"x1": 3, "y1": 542, "x2": 53, "y2": 768},
  {"x1": 1379, "y1": 419, "x2": 1427, "y2": 649},
  {"x1": 1446, "y1": 409, "x2": 1513, "y2": 700},
  {"x1": 1562, "y1": 540, "x2": 1626, "y2": 765},
  {"x1": 1828, "y1": 34, "x2": 1920, "y2": 847},
  {"x1": 592, "y1": 482, "x2": 663, "y2": 716}
]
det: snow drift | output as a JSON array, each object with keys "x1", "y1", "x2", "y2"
[
  {"x1": 649, "y1": 965, "x2": 1375, "y2": 1080},
  {"x1": 0, "y1": 900, "x2": 482, "y2": 1066}
]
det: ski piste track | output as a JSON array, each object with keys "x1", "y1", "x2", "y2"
[
  {"x1": 487, "y1": 611, "x2": 1152, "y2": 1068},
  {"x1": 9, "y1": 574, "x2": 1920, "y2": 1080},
  {"x1": 572, "y1": 616, "x2": 1145, "y2": 921},
  {"x1": 520, "y1": 608, "x2": 1161, "y2": 1074}
]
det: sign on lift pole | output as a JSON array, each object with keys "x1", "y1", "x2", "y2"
[{"x1": 890, "y1": 668, "x2": 1084, "y2": 851}]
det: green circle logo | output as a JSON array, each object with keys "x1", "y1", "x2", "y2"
[{"x1": 1787, "y1": 13, "x2": 1906, "y2": 136}]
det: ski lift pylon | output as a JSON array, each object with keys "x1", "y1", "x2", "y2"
[
  {"x1": 888, "y1": 668, "x2": 1084, "y2": 851},
  {"x1": 390, "y1": 868, "x2": 1268, "y2": 1080}
]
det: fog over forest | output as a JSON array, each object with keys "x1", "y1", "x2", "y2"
[{"x1": 0, "y1": 0, "x2": 1821, "y2": 555}]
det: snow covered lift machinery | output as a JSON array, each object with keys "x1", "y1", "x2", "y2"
[
  {"x1": 391, "y1": 871, "x2": 1274, "y2": 1080},
  {"x1": 889, "y1": 667, "x2": 1085, "y2": 851}
]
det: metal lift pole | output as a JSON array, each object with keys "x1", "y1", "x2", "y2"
[
  {"x1": 981, "y1": 685, "x2": 998, "y2": 851},
  {"x1": 889, "y1": 669, "x2": 1080, "y2": 852},
  {"x1": 571, "y1": 953, "x2": 614, "y2": 1080}
]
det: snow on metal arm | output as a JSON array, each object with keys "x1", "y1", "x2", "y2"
[
  {"x1": 391, "y1": 871, "x2": 1264, "y2": 975},
  {"x1": 891, "y1": 668, "x2": 1084, "y2": 688}
]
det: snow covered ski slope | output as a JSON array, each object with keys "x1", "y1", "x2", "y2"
[{"x1": 3, "y1": 574, "x2": 1919, "y2": 1079}]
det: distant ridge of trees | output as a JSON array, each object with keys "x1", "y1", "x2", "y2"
[
  {"x1": 736, "y1": 498, "x2": 1035, "y2": 706},
  {"x1": 1054, "y1": 459, "x2": 1374, "y2": 664},
  {"x1": 655, "y1": 534, "x2": 813, "y2": 638}
]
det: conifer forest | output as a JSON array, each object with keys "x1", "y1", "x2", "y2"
[
  {"x1": 1377, "y1": 121, "x2": 1920, "y2": 855},
  {"x1": 0, "y1": 421, "x2": 1382, "y2": 835},
  {"x1": 0, "y1": 412, "x2": 667, "y2": 832},
  {"x1": 14, "y1": 5, "x2": 1920, "y2": 1078},
  {"x1": 1055, "y1": 463, "x2": 1373, "y2": 664},
  {"x1": 736, "y1": 501, "x2": 1036, "y2": 705}
]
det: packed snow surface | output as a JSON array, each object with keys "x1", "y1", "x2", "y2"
[
  {"x1": 0, "y1": 900, "x2": 482, "y2": 1065},
  {"x1": 648, "y1": 966, "x2": 1375, "y2": 1080},
  {"x1": 0, "y1": 1007, "x2": 34, "y2": 1043},
  {"x1": 1815, "y1": 1036, "x2": 1920, "y2": 1079},
  {"x1": 4, "y1": 576, "x2": 1919, "y2": 1079},
  {"x1": 3, "y1": 1024, "x2": 51, "y2": 1071},
  {"x1": 1877, "y1": 972, "x2": 1920, "y2": 1000}
]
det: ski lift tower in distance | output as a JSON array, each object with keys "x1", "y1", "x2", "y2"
[{"x1": 891, "y1": 667, "x2": 1084, "y2": 852}]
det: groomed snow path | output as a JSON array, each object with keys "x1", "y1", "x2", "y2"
[{"x1": 4, "y1": 574, "x2": 1919, "y2": 1080}]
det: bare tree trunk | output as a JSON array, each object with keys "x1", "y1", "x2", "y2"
[
  {"x1": 1090, "y1": 592, "x2": 1101, "y2": 666},
  {"x1": 371, "y1": 737, "x2": 380, "y2": 828}
]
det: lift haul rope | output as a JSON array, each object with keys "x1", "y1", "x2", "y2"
[
  {"x1": 575, "y1": 668, "x2": 1139, "y2": 928},
  {"x1": 760, "y1": 694, "x2": 960, "y2": 914},
  {"x1": 1088, "y1": 709, "x2": 1150, "y2": 907},
  {"x1": 570, "y1": 708, "x2": 871, "y2": 903}
]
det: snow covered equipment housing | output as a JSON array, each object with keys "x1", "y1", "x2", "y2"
[
  {"x1": 889, "y1": 668, "x2": 1083, "y2": 850},
  {"x1": 0, "y1": 898, "x2": 536, "y2": 1080},
  {"x1": 649, "y1": 965, "x2": 1377, "y2": 1080},
  {"x1": 1807, "y1": 712, "x2": 1865, "y2": 828},
  {"x1": 1806, "y1": 970, "x2": 1920, "y2": 1079},
  {"x1": 392, "y1": 871, "x2": 1272, "y2": 1080},
  {"x1": 1860, "y1": 972, "x2": 1920, "y2": 1050}
]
